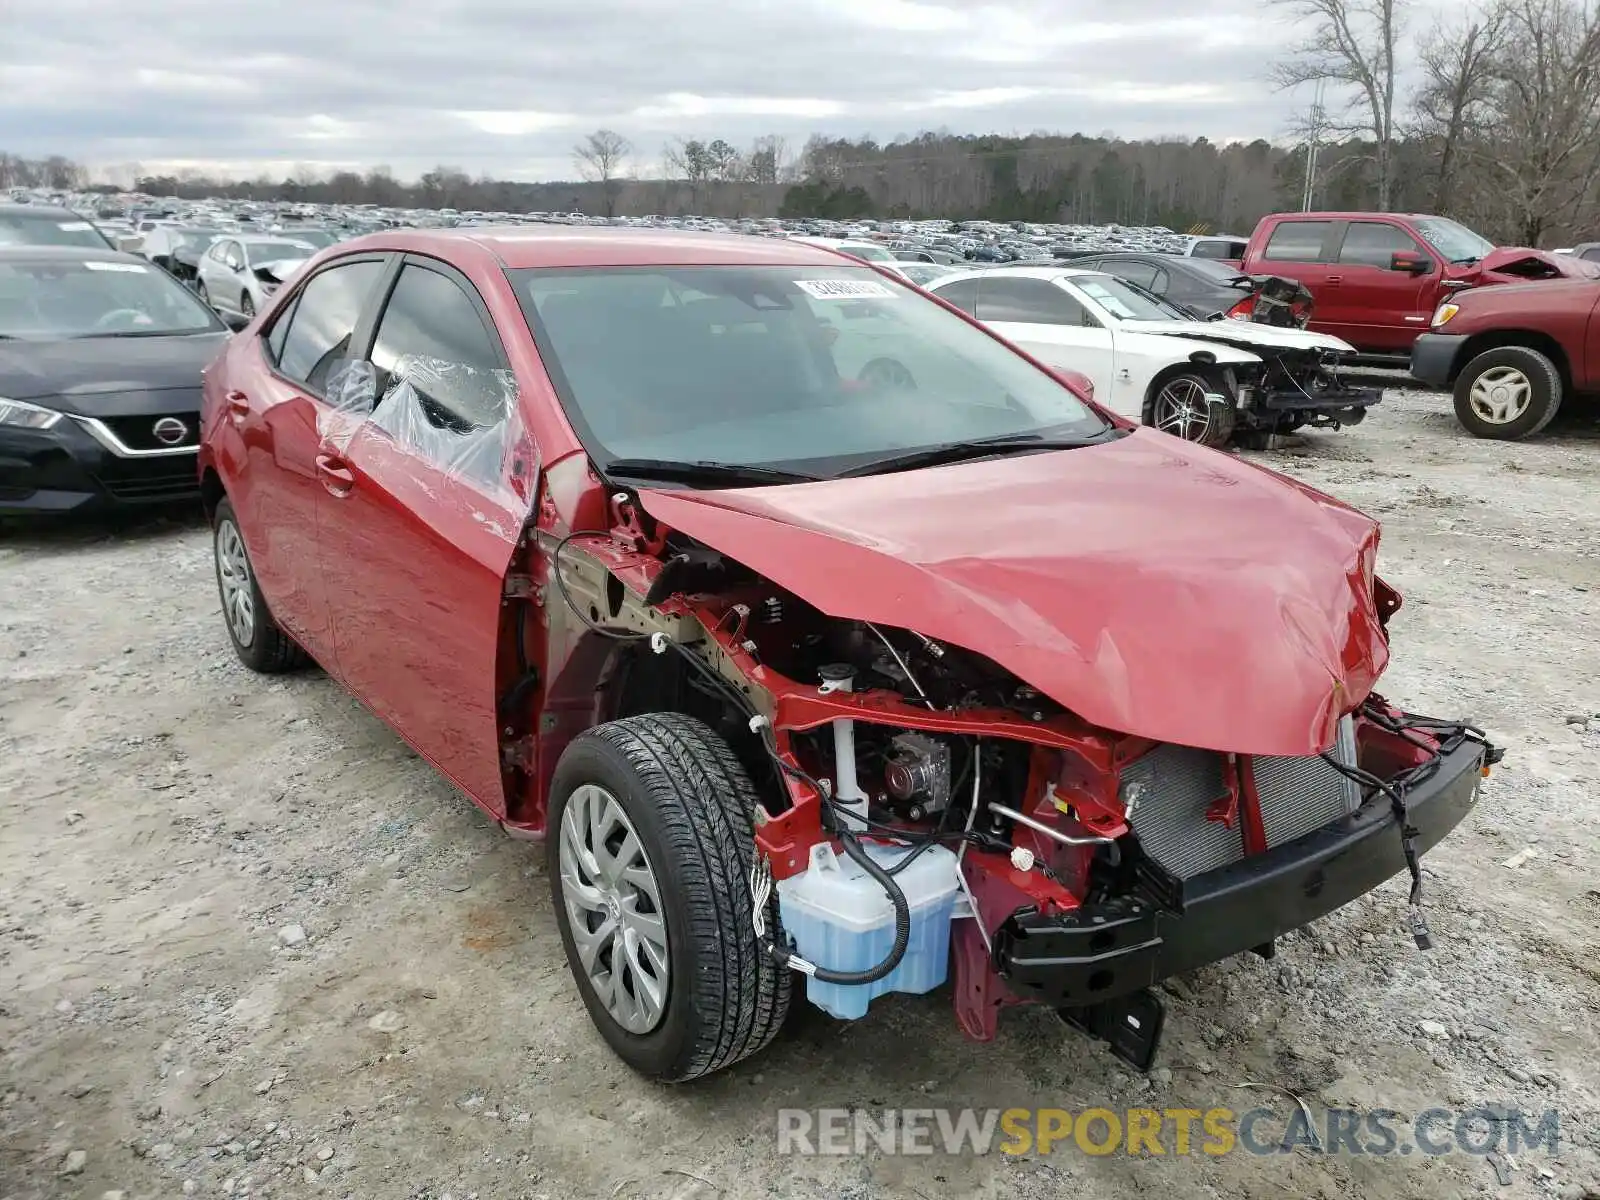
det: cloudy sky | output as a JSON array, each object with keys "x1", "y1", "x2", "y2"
[{"x1": 4, "y1": 0, "x2": 1341, "y2": 184}]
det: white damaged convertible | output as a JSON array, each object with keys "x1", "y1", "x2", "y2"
[{"x1": 923, "y1": 265, "x2": 1380, "y2": 447}]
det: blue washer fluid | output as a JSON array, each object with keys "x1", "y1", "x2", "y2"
[{"x1": 776, "y1": 839, "x2": 961, "y2": 1020}]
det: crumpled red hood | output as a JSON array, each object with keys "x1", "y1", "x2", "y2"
[{"x1": 635, "y1": 430, "x2": 1389, "y2": 756}]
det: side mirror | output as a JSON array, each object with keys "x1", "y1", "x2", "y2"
[
  {"x1": 1391, "y1": 252, "x2": 1432, "y2": 275},
  {"x1": 1051, "y1": 368, "x2": 1095, "y2": 401}
]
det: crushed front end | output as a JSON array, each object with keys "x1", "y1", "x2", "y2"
[
  {"x1": 1234, "y1": 346, "x2": 1383, "y2": 433},
  {"x1": 527, "y1": 472, "x2": 1500, "y2": 1071}
]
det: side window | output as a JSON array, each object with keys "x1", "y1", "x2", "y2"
[
  {"x1": 1337, "y1": 221, "x2": 1427, "y2": 268},
  {"x1": 276, "y1": 259, "x2": 385, "y2": 393},
  {"x1": 1102, "y1": 259, "x2": 1160, "y2": 289},
  {"x1": 932, "y1": 277, "x2": 980, "y2": 314},
  {"x1": 1580, "y1": 247, "x2": 1600, "y2": 263},
  {"x1": 263, "y1": 292, "x2": 300, "y2": 365},
  {"x1": 365, "y1": 263, "x2": 514, "y2": 490},
  {"x1": 1262, "y1": 221, "x2": 1332, "y2": 263},
  {"x1": 978, "y1": 278, "x2": 1091, "y2": 327}
]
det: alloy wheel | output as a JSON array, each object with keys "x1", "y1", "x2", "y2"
[
  {"x1": 215, "y1": 519, "x2": 256, "y2": 648},
  {"x1": 558, "y1": 784, "x2": 670, "y2": 1034},
  {"x1": 1154, "y1": 377, "x2": 1215, "y2": 441}
]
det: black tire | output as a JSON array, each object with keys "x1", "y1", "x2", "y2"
[
  {"x1": 1145, "y1": 371, "x2": 1236, "y2": 448},
  {"x1": 547, "y1": 713, "x2": 790, "y2": 1082},
  {"x1": 241, "y1": 292, "x2": 255, "y2": 320},
  {"x1": 1452, "y1": 346, "x2": 1563, "y2": 441},
  {"x1": 196, "y1": 281, "x2": 211, "y2": 308},
  {"x1": 212, "y1": 497, "x2": 307, "y2": 673}
]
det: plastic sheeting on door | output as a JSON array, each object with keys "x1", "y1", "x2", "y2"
[{"x1": 319, "y1": 355, "x2": 533, "y2": 511}]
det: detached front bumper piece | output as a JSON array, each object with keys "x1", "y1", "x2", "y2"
[
  {"x1": 1410, "y1": 333, "x2": 1468, "y2": 389},
  {"x1": 995, "y1": 738, "x2": 1487, "y2": 1006}
]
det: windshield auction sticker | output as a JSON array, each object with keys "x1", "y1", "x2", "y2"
[{"x1": 795, "y1": 279, "x2": 897, "y2": 300}]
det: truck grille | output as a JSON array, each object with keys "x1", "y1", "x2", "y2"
[{"x1": 1125, "y1": 716, "x2": 1361, "y2": 879}]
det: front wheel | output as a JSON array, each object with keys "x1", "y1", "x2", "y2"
[
  {"x1": 1452, "y1": 346, "x2": 1563, "y2": 440},
  {"x1": 240, "y1": 292, "x2": 255, "y2": 320},
  {"x1": 548, "y1": 713, "x2": 790, "y2": 1082},
  {"x1": 1147, "y1": 372, "x2": 1235, "y2": 447}
]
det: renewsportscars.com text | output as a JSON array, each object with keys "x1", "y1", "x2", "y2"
[{"x1": 775, "y1": 1106, "x2": 1561, "y2": 1158}]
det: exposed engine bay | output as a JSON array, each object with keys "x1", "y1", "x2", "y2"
[{"x1": 512, "y1": 496, "x2": 1501, "y2": 1069}]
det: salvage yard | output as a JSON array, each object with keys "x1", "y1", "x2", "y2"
[{"x1": 2, "y1": 388, "x2": 1598, "y2": 1200}]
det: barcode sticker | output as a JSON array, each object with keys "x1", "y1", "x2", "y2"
[{"x1": 795, "y1": 279, "x2": 897, "y2": 300}]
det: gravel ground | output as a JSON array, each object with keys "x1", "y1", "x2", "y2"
[{"x1": 2, "y1": 388, "x2": 1598, "y2": 1200}]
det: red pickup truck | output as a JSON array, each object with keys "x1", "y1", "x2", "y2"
[
  {"x1": 1238, "y1": 212, "x2": 1595, "y2": 359},
  {"x1": 1409, "y1": 277, "x2": 1599, "y2": 439}
]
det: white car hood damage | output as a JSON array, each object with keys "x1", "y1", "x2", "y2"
[{"x1": 1122, "y1": 319, "x2": 1357, "y2": 356}]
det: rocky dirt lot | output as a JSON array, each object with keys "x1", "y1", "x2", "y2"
[{"x1": 2, "y1": 388, "x2": 1598, "y2": 1200}]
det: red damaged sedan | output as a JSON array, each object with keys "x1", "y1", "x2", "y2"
[{"x1": 198, "y1": 228, "x2": 1500, "y2": 1081}]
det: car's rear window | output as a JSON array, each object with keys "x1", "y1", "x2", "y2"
[{"x1": 508, "y1": 264, "x2": 1107, "y2": 476}]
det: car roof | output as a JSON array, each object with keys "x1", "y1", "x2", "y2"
[
  {"x1": 931, "y1": 265, "x2": 1107, "y2": 283},
  {"x1": 0, "y1": 245, "x2": 150, "y2": 266},
  {"x1": 335, "y1": 226, "x2": 877, "y2": 269}
]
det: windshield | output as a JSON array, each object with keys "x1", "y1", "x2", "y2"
[
  {"x1": 1073, "y1": 275, "x2": 1191, "y2": 321},
  {"x1": 241, "y1": 239, "x2": 315, "y2": 263},
  {"x1": 0, "y1": 258, "x2": 223, "y2": 338},
  {"x1": 0, "y1": 212, "x2": 112, "y2": 250},
  {"x1": 509, "y1": 264, "x2": 1108, "y2": 476},
  {"x1": 1412, "y1": 217, "x2": 1496, "y2": 263}
]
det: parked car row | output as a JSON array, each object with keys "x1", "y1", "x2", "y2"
[{"x1": 5, "y1": 187, "x2": 1596, "y2": 442}]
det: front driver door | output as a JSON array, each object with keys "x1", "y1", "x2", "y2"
[
  {"x1": 315, "y1": 256, "x2": 534, "y2": 816},
  {"x1": 976, "y1": 276, "x2": 1117, "y2": 406}
]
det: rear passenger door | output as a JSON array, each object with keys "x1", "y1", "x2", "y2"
[
  {"x1": 216, "y1": 254, "x2": 389, "y2": 666},
  {"x1": 1256, "y1": 219, "x2": 1343, "y2": 336},
  {"x1": 315, "y1": 256, "x2": 535, "y2": 817}
]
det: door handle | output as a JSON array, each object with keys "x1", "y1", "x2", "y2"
[
  {"x1": 1325, "y1": 275, "x2": 1344, "y2": 284},
  {"x1": 315, "y1": 453, "x2": 356, "y2": 496},
  {"x1": 224, "y1": 389, "x2": 250, "y2": 422}
]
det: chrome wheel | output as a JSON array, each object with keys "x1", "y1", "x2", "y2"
[
  {"x1": 1153, "y1": 377, "x2": 1215, "y2": 441},
  {"x1": 1467, "y1": 365, "x2": 1532, "y2": 425},
  {"x1": 558, "y1": 784, "x2": 669, "y2": 1035},
  {"x1": 215, "y1": 519, "x2": 256, "y2": 648}
]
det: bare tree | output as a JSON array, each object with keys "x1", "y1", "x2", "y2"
[
  {"x1": 1272, "y1": 0, "x2": 1408, "y2": 207},
  {"x1": 1412, "y1": 3, "x2": 1510, "y2": 209},
  {"x1": 1469, "y1": 0, "x2": 1600, "y2": 244},
  {"x1": 572, "y1": 129, "x2": 632, "y2": 217},
  {"x1": 664, "y1": 138, "x2": 716, "y2": 210},
  {"x1": 747, "y1": 135, "x2": 791, "y2": 185}
]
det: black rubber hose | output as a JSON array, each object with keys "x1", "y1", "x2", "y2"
[{"x1": 802, "y1": 828, "x2": 913, "y2": 986}]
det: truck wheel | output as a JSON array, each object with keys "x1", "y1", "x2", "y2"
[
  {"x1": 1146, "y1": 372, "x2": 1235, "y2": 448},
  {"x1": 547, "y1": 713, "x2": 790, "y2": 1082},
  {"x1": 1452, "y1": 347, "x2": 1563, "y2": 440}
]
